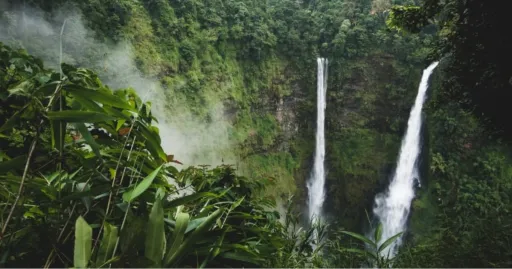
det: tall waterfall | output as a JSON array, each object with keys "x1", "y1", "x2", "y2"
[
  {"x1": 307, "y1": 58, "x2": 328, "y2": 223},
  {"x1": 372, "y1": 61, "x2": 439, "y2": 257}
]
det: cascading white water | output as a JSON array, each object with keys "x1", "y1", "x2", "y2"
[
  {"x1": 372, "y1": 61, "x2": 439, "y2": 257},
  {"x1": 307, "y1": 58, "x2": 328, "y2": 223}
]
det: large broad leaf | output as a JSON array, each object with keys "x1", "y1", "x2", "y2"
[
  {"x1": 75, "y1": 123, "x2": 101, "y2": 158},
  {"x1": 230, "y1": 196, "x2": 245, "y2": 210},
  {"x1": 124, "y1": 165, "x2": 163, "y2": 202},
  {"x1": 184, "y1": 217, "x2": 208, "y2": 234},
  {"x1": 377, "y1": 232, "x2": 403, "y2": 253},
  {"x1": 145, "y1": 198, "x2": 165, "y2": 266},
  {"x1": 8, "y1": 80, "x2": 34, "y2": 97},
  {"x1": 135, "y1": 123, "x2": 166, "y2": 163},
  {"x1": 48, "y1": 111, "x2": 116, "y2": 123},
  {"x1": 163, "y1": 211, "x2": 190, "y2": 266},
  {"x1": 165, "y1": 192, "x2": 218, "y2": 208},
  {"x1": 164, "y1": 208, "x2": 224, "y2": 267},
  {"x1": 74, "y1": 216, "x2": 92, "y2": 268},
  {"x1": 61, "y1": 183, "x2": 111, "y2": 202},
  {"x1": 95, "y1": 222, "x2": 118, "y2": 267},
  {"x1": 102, "y1": 106, "x2": 131, "y2": 120},
  {"x1": 116, "y1": 119, "x2": 127, "y2": 131},
  {"x1": 64, "y1": 84, "x2": 134, "y2": 110},
  {"x1": 34, "y1": 80, "x2": 61, "y2": 96},
  {"x1": 341, "y1": 231, "x2": 377, "y2": 249},
  {"x1": 72, "y1": 95, "x2": 105, "y2": 113},
  {"x1": 342, "y1": 248, "x2": 378, "y2": 261},
  {"x1": 76, "y1": 182, "x2": 92, "y2": 211},
  {"x1": 374, "y1": 223, "x2": 383, "y2": 244}
]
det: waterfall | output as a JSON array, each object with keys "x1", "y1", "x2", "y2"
[
  {"x1": 307, "y1": 58, "x2": 328, "y2": 223},
  {"x1": 372, "y1": 61, "x2": 439, "y2": 257}
]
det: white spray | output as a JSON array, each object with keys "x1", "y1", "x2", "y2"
[
  {"x1": 372, "y1": 61, "x2": 438, "y2": 257},
  {"x1": 0, "y1": 5, "x2": 234, "y2": 167},
  {"x1": 307, "y1": 58, "x2": 328, "y2": 223}
]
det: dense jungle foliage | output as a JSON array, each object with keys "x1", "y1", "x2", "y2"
[
  {"x1": 0, "y1": 42, "x2": 283, "y2": 267},
  {"x1": 1, "y1": 0, "x2": 511, "y2": 267},
  {"x1": 0, "y1": 42, "x2": 399, "y2": 268},
  {"x1": 387, "y1": 0, "x2": 512, "y2": 267}
]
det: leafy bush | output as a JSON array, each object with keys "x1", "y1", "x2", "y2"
[{"x1": 0, "y1": 43, "x2": 326, "y2": 268}]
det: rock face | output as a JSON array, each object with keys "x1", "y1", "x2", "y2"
[
  {"x1": 276, "y1": 91, "x2": 302, "y2": 151},
  {"x1": 0, "y1": 0, "x2": 431, "y2": 233},
  {"x1": 321, "y1": 55, "x2": 423, "y2": 230},
  {"x1": 251, "y1": 54, "x2": 424, "y2": 230}
]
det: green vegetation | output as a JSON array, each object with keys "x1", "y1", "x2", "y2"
[
  {"x1": 0, "y1": 42, "x2": 401, "y2": 268},
  {"x1": 387, "y1": 0, "x2": 512, "y2": 267},
  {"x1": 0, "y1": 43, "x2": 322, "y2": 267},
  {"x1": 1, "y1": 0, "x2": 512, "y2": 267},
  {"x1": 0, "y1": 0, "x2": 431, "y2": 211}
]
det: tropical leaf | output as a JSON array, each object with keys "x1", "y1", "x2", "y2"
[
  {"x1": 95, "y1": 222, "x2": 118, "y2": 266},
  {"x1": 34, "y1": 80, "x2": 61, "y2": 95},
  {"x1": 96, "y1": 256, "x2": 120, "y2": 268},
  {"x1": 163, "y1": 211, "x2": 190, "y2": 266},
  {"x1": 75, "y1": 123, "x2": 101, "y2": 158},
  {"x1": 76, "y1": 182, "x2": 92, "y2": 210},
  {"x1": 341, "y1": 231, "x2": 377, "y2": 249},
  {"x1": 377, "y1": 232, "x2": 403, "y2": 253},
  {"x1": 48, "y1": 111, "x2": 116, "y2": 123},
  {"x1": 145, "y1": 198, "x2": 165, "y2": 266},
  {"x1": 102, "y1": 106, "x2": 131, "y2": 120},
  {"x1": 63, "y1": 84, "x2": 134, "y2": 110},
  {"x1": 74, "y1": 216, "x2": 92, "y2": 268},
  {"x1": 8, "y1": 80, "x2": 34, "y2": 97},
  {"x1": 166, "y1": 192, "x2": 218, "y2": 208},
  {"x1": 202, "y1": 229, "x2": 226, "y2": 267},
  {"x1": 155, "y1": 187, "x2": 165, "y2": 200},
  {"x1": 60, "y1": 184, "x2": 111, "y2": 202},
  {"x1": 164, "y1": 208, "x2": 224, "y2": 267},
  {"x1": 72, "y1": 95, "x2": 105, "y2": 113},
  {"x1": 124, "y1": 165, "x2": 163, "y2": 202},
  {"x1": 135, "y1": 123, "x2": 166, "y2": 162},
  {"x1": 116, "y1": 119, "x2": 127, "y2": 131},
  {"x1": 231, "y1": 196, "x2": 245, "y2": 210},
  {"x1": 374, "y1": 223, "x2": 383, "y2": 243},
  {"x1": 184, "y1": 217, "x2": 208, "y2": 233}
]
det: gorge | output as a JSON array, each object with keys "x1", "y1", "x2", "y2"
[{"x1": 1, "y1": 0, "x2": 511, "y2": 268}]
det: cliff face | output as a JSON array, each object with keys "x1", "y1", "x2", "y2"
[
  {"x1": 3, "y1": 1, "x2": 512, "y2": 266},
  {"x1": 0, "y1": 0, "x2": 430, "y2": 230},
  {"x1": 318, "y1": 53, "x2": 423, "y2": 230}
]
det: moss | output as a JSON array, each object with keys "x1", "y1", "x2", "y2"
[{"x1": 241, "y1": 152, "x2": 298, "y2": 200}]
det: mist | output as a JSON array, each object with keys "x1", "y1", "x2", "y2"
[{"x1": 0, "y1": 1, "x2": 235, "y2": 167}]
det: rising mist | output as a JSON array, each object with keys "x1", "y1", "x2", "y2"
[{"x1": 0, "y1": 1, "x2": 235, "y2": 167}]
